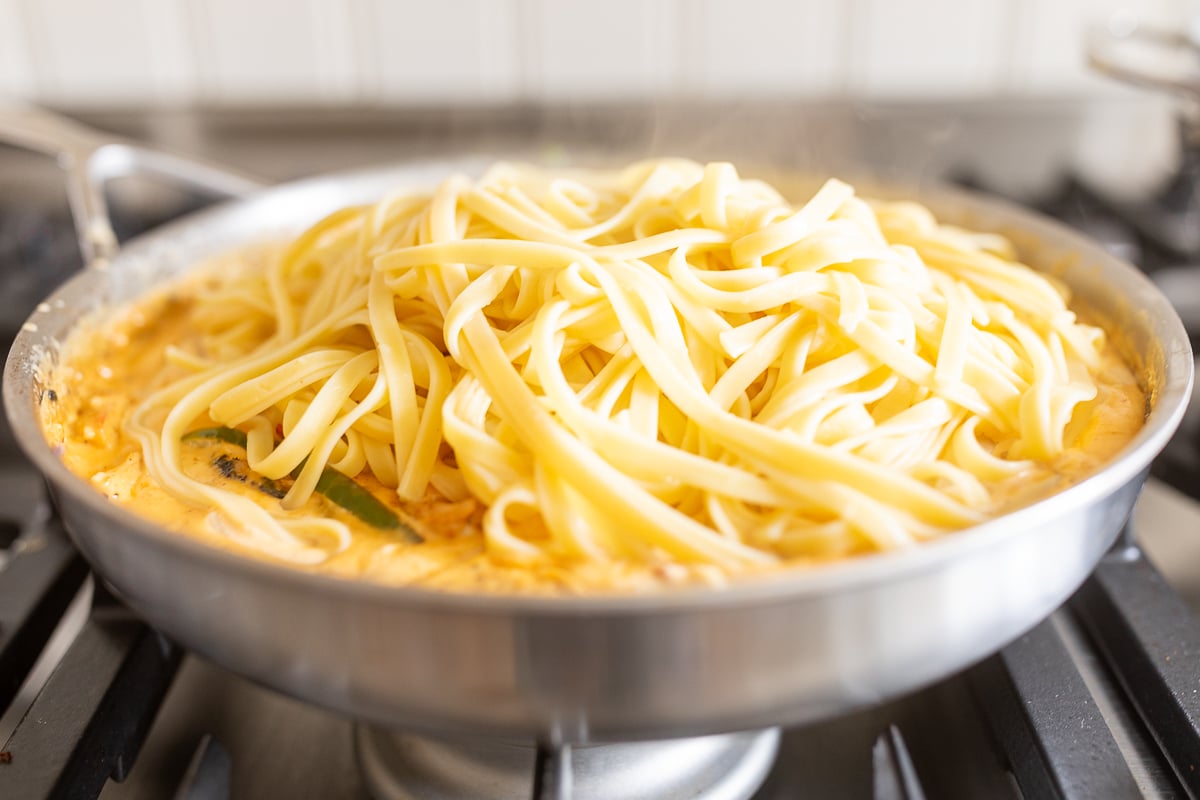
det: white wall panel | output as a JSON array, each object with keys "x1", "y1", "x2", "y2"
[
  {"x1": 5, "y1": 0, "x2": 1193, "y2": 107},
  {"x1": 370, "y1": 0, "x2": 518, "y2": 102},
  {"x1": 191, "y1": 0, "x2": 360, "y2": 103},
  {"x1": 848, "y1": 0, "x2": 1009, "y2": 98},
  {"x1": 687, "y1": 0, "x2": 846, "y2": 96},
  {"x1": 141, "y1": 0, "x2": 198, "y2": 103},
  {"x1": 19, "y1": 0, "x2": 162, "y2": 105},
  {"x1": 311, "y1": 0, "x2": 362, "y2": 99},
  {"x1": 0, "y1": 0, "x2": 35, "y2": 98},
  {"x1": 528, "y1": 0, "x2": 678, "y2": 100}
]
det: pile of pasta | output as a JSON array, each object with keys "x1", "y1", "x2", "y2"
[{"x1": 128, "y1": 159, "x2": 1112, "y2": 569}]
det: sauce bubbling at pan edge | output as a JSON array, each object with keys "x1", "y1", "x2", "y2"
[{"x1": 42, "y1": 159, "x2": 1146, "y2": 593}]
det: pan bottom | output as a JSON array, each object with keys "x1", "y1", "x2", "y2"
[{"x1": 354, "y1": 724, "x2": 780, "y2": 800}]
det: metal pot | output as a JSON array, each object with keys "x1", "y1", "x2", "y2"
[{"x1": 1, "y1": 108, "x2": 1193, "y2": 745}]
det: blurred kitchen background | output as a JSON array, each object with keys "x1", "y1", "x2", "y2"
[
  {"x1": 0, "y1": 0, "x2": 1193, "y2": 190},
  {"x1": 0, "y1": 0, "x2": 1199, "y2": 592},
  {"x1": 0, "y1": 0, "x2": 1188, "y2": 108}
]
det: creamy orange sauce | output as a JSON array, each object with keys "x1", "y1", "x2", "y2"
[
  {"x1": 41, "y1": 265, "x2": 734, "y2": 593},
  {"x1": 40, "y1": 250, "x2": 1147, "y2": 594}
]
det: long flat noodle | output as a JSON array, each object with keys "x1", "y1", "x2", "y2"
[
  {"x1": 457, "y1": 314, "x2": 773, "y2": 566},
  {"x1": 122, "y1": 158, "x2": 1122, "y2": 575}
]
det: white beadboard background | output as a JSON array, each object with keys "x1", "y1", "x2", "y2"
[{"x1": 0, "y1": 0, "x2": 1192, "y2": 107}]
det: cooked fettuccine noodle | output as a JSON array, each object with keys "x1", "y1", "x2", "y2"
[{"x1": 46, "y1": 159, "x2": 1144, "y2": 591}]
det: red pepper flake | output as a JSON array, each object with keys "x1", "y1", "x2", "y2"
[{"x1": 0, "y1": 751, "x2": 11, "y2": 764}]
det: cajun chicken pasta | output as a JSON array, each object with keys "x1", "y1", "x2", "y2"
[{"x1": 41, "y1": 160, "x2": 1145, "y2": 592}]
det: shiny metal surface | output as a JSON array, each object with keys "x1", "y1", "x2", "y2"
[
  {"x1": 2, "y1": 122, "x2": 1194, "y2": 741},
  {"x1": 355, "y1": 727, "x2": 780, "y2": 800}
]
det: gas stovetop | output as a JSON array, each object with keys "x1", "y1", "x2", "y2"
[{"x1": 1, "y1": 105, "x2": 1199, "y2": 799}]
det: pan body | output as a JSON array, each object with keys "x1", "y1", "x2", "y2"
[{"x1": 5, "y1": 159, "x2": 1192, "y2": 740}]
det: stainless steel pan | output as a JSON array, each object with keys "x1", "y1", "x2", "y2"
[{"x1": 1, "y1": 109, "x2": 1193, "y2": 744}]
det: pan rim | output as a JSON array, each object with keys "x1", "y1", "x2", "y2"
[{"x1": 4, "y1": 157, "x2": 1193, "y2": 615}]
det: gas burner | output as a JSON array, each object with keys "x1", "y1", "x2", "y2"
[{"x1": 354, "y1": 728, "x2": 780, "y2": 800}]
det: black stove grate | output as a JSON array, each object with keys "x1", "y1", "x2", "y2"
[
  {"x1": 1073, "y1": 546, "x2": 1200, "y2": 794},
  {"x1": 755, "y1": 545, "x2": 1200, "y2": 800},
  {"x1": 0, "y1": 511, "x2": 182, "y2": 800},
  {"x1": 0, "y1": 513, "x2": 87, "y2": 716}
]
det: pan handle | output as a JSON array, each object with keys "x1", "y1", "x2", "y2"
[
  {"x1": 0, "y1": 105, "x2": 265, "y2": 269},
  {"x1": 1086, "y1": 18, "x2": 1200, "y2": 103}
]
